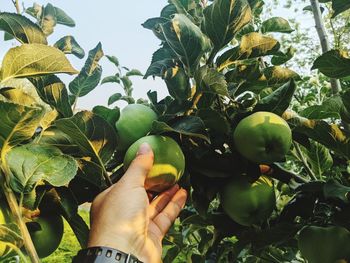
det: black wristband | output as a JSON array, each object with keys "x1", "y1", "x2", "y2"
[{"x1": 72, "y1": 246, "x2": 143, "y2": 263}]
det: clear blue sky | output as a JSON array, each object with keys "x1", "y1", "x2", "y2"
[
  {"x1": 0, "y1": 1, "x2": 316, "y2": 110},
  {"x1": 0, "y1": 0, "x2": 167, "y2": 109}
]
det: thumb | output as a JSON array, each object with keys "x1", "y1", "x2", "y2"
[{"x1": 122, "y1": 143, "x2": 154, "y2": 187}]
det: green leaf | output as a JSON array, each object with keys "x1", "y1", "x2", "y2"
[
  {"x1": 0, "y1": 12, "x2": 47, "y2": 44},
  {"x1": 254, "y1": 80, "x2": 296, "y2": 115},
  {"x1": 163, "y1": 66, "x2": 191, "y2": 101},
  {"x1": 261, "y1": 17, "x2": 294, "y2": 34},
  {"x1": 69, "y1": 159, "x2": 106, "y2": 204},
  {"x1": 293, "y1": 120, "x2": 350, "y2": 159},
  {"x1": 126, "y1": 69, "x2": 143, "y2": 77},
  {"x1": 108, "y1": 93, "x2": 123, "y2": 105},
  {"x1": 7, "y1": 144, "x2": 78, "y2": 194},
  {"x1": 142, "y1": 17, "x2": 168, "y2": 41},
  {"x1": 323, "y1": 180, "x2": 350, "y2": 203},
  {"x1": 300, "y1": 96, "x2": 342, "y2": 120},
  {"x1": 29, "y1": 76, "x2": 73, "y2": 118},
  {"x1": 302, "y1": 141, "x2": 333, "y2": 178},
  {"x1": 38, "y1": 127, "x2": 80, "y2": 156},
  {"x1": 271, "y1": 47, "x2": 295, "y2": 65},
  {"x1": 0, "y1": 44, "x2": 78, "y2": 82},
  {"x1": 101, "y1": 75, "x2": 120, "y2": 84},
  {"x1": 144, "y1": 45, "x2": 177, "y2": 78},
  {"x1": 69, "y1": 43, "x2": 104, "y2": 97},
  {"x1": 197, "y1": 108, "x2": 230, "y2": 134},
  {"x1": 161, "y1": 14, "x2": 209, "y2": 75},
  {"x1": 53, "y1": 5, "x2": 75, "y2": 27},
  {"x1": 54, "y1": 35, "x2": 85, "y2": 59},
  {"x1": 42, "y1": 188, "x2": 89, "y2": 247},
  {"x1": 92, "y1": 105, "x2": 120, "y2": 128},
  {"x1": 217, "y1": 32, "x2": 280, "y2": 69},
  {"x1": 40, "y1": 3, "x2": 57, "y2": 36},
  {"x1": 105, "y1": 55, "x2": 119, "y2": 67},
  {"x1": 203, "y1": 0, "x2": 252, "y2": 50},
  {"x1": 151, "y1": 116, "x2": 210, "y2": 142},
  {"x1": 55, "y1": 111, "x2": 117, "y2": 165},
  {"x1": 0, "y1": 101, "x2": 44, "y2": 154},
  {"x1": 331, "y1": 0, "x2": 350, "y2": 18},
  {"x1": 194, "y1": 66, "x2": 228, "y2": 95},
  {"x1": 312, "y1": 50, "x2": 350, "y2": 79}
]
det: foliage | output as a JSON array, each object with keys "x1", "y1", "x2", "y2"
[{"x1": 0, "y1": 0, "x2": 350, "y2": 262}]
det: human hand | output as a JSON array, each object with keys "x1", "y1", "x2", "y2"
[{"x1": 88, "y1": 143, "x2": 188, "y2": 263}]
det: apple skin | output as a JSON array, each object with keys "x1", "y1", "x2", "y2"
[
  {"x1": 124, "y1": 135, "x2": 185, "y2": 192},
  {"x1": 115, "y1": 104, "x2": 157, "y2": 151},
  {"x1": 221, "y1": 176, "x2": 275, "y2": 226},
  {"x1": 233, "y1": 111, "x2": 292, "y2": 164}
]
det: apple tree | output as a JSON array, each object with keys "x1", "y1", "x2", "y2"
[{"x1": 0, "y1": 0, "x2": 350, "y2": 262}]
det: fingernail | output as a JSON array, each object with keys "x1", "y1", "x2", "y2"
[{"x1": 137, "y1": 143, "x2": 152, "y2": 156}]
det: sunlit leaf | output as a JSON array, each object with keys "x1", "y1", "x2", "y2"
[
  {"x1": 0, "y1": 12, "x2": 47, "y2": 44},
  {"x1": 0, "y1": 44, "x2": 78, "y2": 82},
  {"x1": 7, "y1": 144, "x2": 78, "y2": 194}
]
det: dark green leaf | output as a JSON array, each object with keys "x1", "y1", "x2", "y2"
[
  {"x1": 197, "y1": 108, "x2": 230, "y2": 134},
  {"x1": 312, "y1": 50, "x2": 350, "y2": 79},
  {"x1": 54, "y1": 35, "x2": 85, "y2": 59},
  {"x1": 254, "y1": 80, "x2": 296, "y2": 115},
  {"x1": 271, "y1": 47, "x2": 295, "y2": 65},
  {"x1": 151, "y1": 116, "x2": 209, "y2": 142},
  {"x1": 300, "y1": 96, "x2": 342, "y2": 120},
  {"x1": 69, "y1": 43, "x2": 104, "y2": 97},
  {"x1": 161, "y1": 14, "x2": 209, "y2": 75},
  {"x1": 92, "y1": 106, "x2": 120, "y2": 127},
  {"x1": 195, "y1": 66, "x2": 228, "y2": 95},
  {"x1": 29, "y1": 75, "x2": 73, "y2": 118},
  {"x1": 331, "y1": 0, "x2": 350, "y2": 17},
  {"x1": 323, "y1": 180, "x2": 350, "y2": 203},
  {"x1": 108, "y1": 93, "x2": 123, "y2": 105},
  {"x1": 203, "y1": 0, "x2": 252, "y2": 50},
  {"x1": 55, "y1": 111, "x2": 117, "y2": 164},
  {"x1": 105, "y1": 55, "x2": 119, "y2": 67}
]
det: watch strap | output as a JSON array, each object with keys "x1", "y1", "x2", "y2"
[{"x1": 72, "y1": 246, "x2": 142, "y2": 263}]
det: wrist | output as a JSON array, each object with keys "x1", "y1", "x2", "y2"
[
  {"x1": 73, "y1": 246, "x2": 142, "y2": 263},
  {"x1": 88, "y1": 233, "x2": 145, "y2": 261}
]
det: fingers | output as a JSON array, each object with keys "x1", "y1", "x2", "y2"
[
  {"x1": 122, "y1": 143, "x2": 154, "y2": 188},
  {"x1": 148, "y1": 185, "x2": 180, "y2": 219},
  {"x1": 153, "y1": 188, "x2": 187, "y2": 238}
]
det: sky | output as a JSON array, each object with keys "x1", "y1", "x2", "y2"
[
  {"x1": 0, "y1": 0, "x2": 316, "y2": 110},
  {"x1": 0, "y1": 0, "x2": 167, "y2": 109}
]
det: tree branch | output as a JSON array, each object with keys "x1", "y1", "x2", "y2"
[{"x1": 310, "y1": 0, "x2": 341, "y2": 94}]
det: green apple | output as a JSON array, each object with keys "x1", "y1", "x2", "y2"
[
  {"x1": 124, "y1": 135, "x2": 185, "y2": 192},
  {"x1": 234, "y1": 111, "x2": 292, "y2": 164},
  {"x1": 115, "y1": 104, "x2": 157, "y2": 151},
  {"x1": 27, "y1": 214, "x2": 64, "y2": 258},
  {"x1": 221, "y1": 176, "x2": 275, "y2": 226}
]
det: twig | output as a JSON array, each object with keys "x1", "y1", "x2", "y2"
[
  {"x1": 12, "y1": 0, "x2": 21, "y2": 14},
  {"x1": 310, "y1": 0, "x2": 341, "y2": 94}
]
